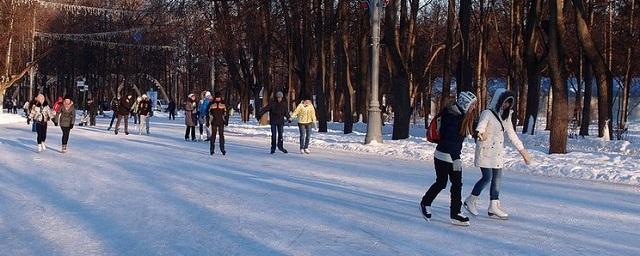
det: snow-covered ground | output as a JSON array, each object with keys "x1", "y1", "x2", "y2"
[
  {"x1": 0, "y1": 113, "x2": 639, "y2": 255},
  {"x1": 226, "y1": 115, "x2": 640, "y2": 186}
]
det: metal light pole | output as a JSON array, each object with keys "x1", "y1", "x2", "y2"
[{"x1": 365, "y1": 0, "x2": 383, "y2": 144}]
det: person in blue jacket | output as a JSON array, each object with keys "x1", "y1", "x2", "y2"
[
  {"x1": 198, "y1": 91, "x2": 212, "y2": 141},
  {"x1": 419, "y1": 91, "x2": 478, "y2": 226}
]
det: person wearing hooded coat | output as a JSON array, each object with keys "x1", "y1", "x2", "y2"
[
  {"x1": 184, "y1": 93, "x2": 198, "y2": 141},
  {"x1": 55, "y1": 97, "x2": 76, "y2": 153},
  {"x1": 115, "y1": 95, "x2": 132, "y2": 135},
  {"x1": 138, "y1": 94, "x2": 152, "y2": 135},
  {"x1": 258, "y1": 91, "x2": 291, "y2": 154},
  {"x1": 29, "y1": 94, "x2": 54, "y2": 152},
  {"x1": 419, "y1": 91, "x2": 478, "y2": 226},
  {"x1": 463, "y1": 88, "x2": 531, "y2": 220},
  {"x1": 208, "y1": 92, "x2": 227, "y2": 155}
]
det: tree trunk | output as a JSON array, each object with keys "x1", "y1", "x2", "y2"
[
  {"x1": 336, "y1": 0, "x2": 353, "y2": 134},
  {"x1": 619, "y1": 0, "x2": 636, "y2": 133},
  {"x1": 522, "y1": 0, "x2": 543, "y2": 135},
  {"x1": 572, "y1": 0, "x2": 614, "y2": 139},
  {"x1": 440, "y1": 0, "x2": 456, "y2": 107},
  {"x1": 457, "y1": 0, "x2": 473, "y2": 93},
  {"x1": 548, "y1": 0, "x2": 569, "y2": 154}
]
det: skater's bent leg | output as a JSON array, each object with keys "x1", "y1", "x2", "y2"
[{"x1": 421, "y1": 158, "x2": 450, "y2": 206}]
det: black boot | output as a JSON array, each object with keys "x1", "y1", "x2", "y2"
[
  {"x1": 420, "y1": 202, "x2": 432, "y2": 222},
  {"x1": 450, "y1": 213, "x2": 470, "y2": 226}
]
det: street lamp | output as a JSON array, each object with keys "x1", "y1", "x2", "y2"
[{"x1": 364, "y1": 0, "x2": 386, "y2": 144}]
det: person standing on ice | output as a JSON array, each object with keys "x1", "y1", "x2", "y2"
[
  {"x1": 184, "y1": 93, "x2": 198, "y2": 141},
  {"x1": 86, "y1": 98, "x2": 97, "y2": 126},
  {"x1": 29, "y1": 94, "x2": 54, "y2": 152},
  {"x1": 51, "y1": 96, "x2": 64, "y2": 126},
  {"x1": 167, "y1": 100, "x2": 176, "y2": 120},
  {"x1": 290, "y1": 98, "x2": 317, "y2": 154},
  {"x1": 114, "y1": 94, "x2": 132, "y2": 135},
  {"x1": 463, "y1": 88, "x2": 531, "y2": 220},
  {"x1": 138, "y1": 94, "x2": 152, "y2": 135},
  {"x1": 419, "y1": 91, "x2": 478, "y2": 226},
  {"x1": 131, "y1": 96, "x2": 141, "y2": 127},
  {"x1": 258, "y1": 91, "x2": 291, "y2": 154},
  {"x1": 107, "y1": 97, "x2": 119, "y2": 130},
  {"x1": 208, "y1": 92, "x2": 227, "y2": 156},
  {"x1": 55, "y1": 97, "x2": 75, "y2": 153},
  {"x1": 198, "y1": 91, "x2": 212, "y2": 141}
]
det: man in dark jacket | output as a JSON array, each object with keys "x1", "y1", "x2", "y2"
[
  {"x1": 208, "y1": 92, "x2": 227, "y2": 155},
  {"x1": 87, "y1": 98, "x2": 98, "y2": 126},
  {"x1": 107, "y1": 97, "x2": 119, "y2": 130},
  {"x1": 168, "y1": 100, "x2": 176, "y2": 120},
  {"x1": 258, "y1": 91, "x2": 290, "y2": 154},
  {"x1": 114, "y1": 95, "x2": 132, "y2": 135}
]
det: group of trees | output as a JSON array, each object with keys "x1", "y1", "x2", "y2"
[{"x1": 1, "y1": 0, "x2": 638, "y2": 153}]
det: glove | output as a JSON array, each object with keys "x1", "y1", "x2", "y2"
[
  {"x1": 287, "y1": 119, "x2": 292, "y2": 124},
  {"x1": 70, "y1": 124, "x2": 74, "y2": 129},
  {"x1": 452, "y1": 159, "x2": 463, "y2": 172}
]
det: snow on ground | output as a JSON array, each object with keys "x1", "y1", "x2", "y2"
[
  {"x1": 0, "y1": 113, "x2": 26, "y2": 125},
  {"x1": 223, "y1": 115, "x2": 640, "y2": 186},
  {"x1": 0, "y1": 114, "x2": 638, "y2": 255}
]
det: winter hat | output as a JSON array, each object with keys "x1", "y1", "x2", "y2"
[
  {"x1": 205, "y1": 91, "x2": 212, "y2": 98},
  {"x1": 276, "y1": 91, "x2": 284, "y2": 98},
  {"x1": 456, "y1": 91, "x2": 477, "y2": 113},
  {"x1": 188, "y1": 93, "x2": 195, "y2": 98},
  {"x1": 142, "y1": 94, "x2": 148, "y2": 99},
  {"x1": 137, "y1": 97, "x2": 142, "y2": 102}
]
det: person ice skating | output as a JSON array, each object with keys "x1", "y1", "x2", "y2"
[
  {"x1": 28, "y1": 98, "x2": 37, "y2": 132},
  {"x1": 208, "y1": 92, "x2": 227, "y2": 156},
  {"x1": 131, "y1": 96, "x2": 141, "y2": 126},
  {"x1": 138, "y1": 94, "x2": 152, "y2": 135},
  {"x1": 114, "y1": 95, "x2": 132, "y2": 135},
  {"x1": 290, "y1": 98, "x2": 317, "y2": 154},
  {"x1": 51, "y1": 96, "x2": 64, "y2": 125},
  {"x1": 23, "y1": 100, "x2": 30, "y2": 119},
  {"x1": 199, "y1": 91, "x2": 212, "y2": 141},
  {"x1": 12, "y1": 98, "x2": 18, "y2": 114},
  {"x1": 55, "y1": 97, "x2": 76, "y2": 153},
  {"x1": 184, "y1": 93, "x2": 198, "y2": 141},
  {"x1": 463, "y1": 89, "x2": 532, "y2": 220},
  {"x1": 419, "y1": 91, "x2": 478, "y2": 226},
  {"x1": 107, "y1": 97, "x2": 119, "y2": 130},
  {"x1": 29, "y1": 94, "x2": 53, "y2": 152},
  {"x1": 87, "y1": 98, "x2": 97, "y2": 126},
  {"x1": 258, "y1": 91, "x2": 291, "y2": 154},
  {"x1": 168, "y1": 100, "x2": 176, "y2": 120}
]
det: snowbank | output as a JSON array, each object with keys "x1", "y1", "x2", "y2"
[
  {"x1": 0, "y1": 113, "x2": 26, "y2": 125},
  {"x1": 226, "y1": 117, "x2": 640, "y2": 186}
]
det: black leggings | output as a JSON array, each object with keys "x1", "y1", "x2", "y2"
[
  {"x1": 185, "y1": 126, "x2": 196, "y2": 140},
  {"x1": 61, "y1": 127, "x2": 71, "y2": 145},
  {"x1": 36, "y1": 123, "x2": 47, "y2": 144},
  {"x1": 421, "y1": 158, "x2": 463, "y2": 217}
]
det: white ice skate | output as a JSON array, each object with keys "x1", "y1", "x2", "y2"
[{"x1": 488, "y1": 200, "x2": 509, "y2": 220}]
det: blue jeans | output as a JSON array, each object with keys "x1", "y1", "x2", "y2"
[
  {"x1": 471, "y1": 168, "x2": 502, "y2": 200},
  {"x1": 298, "y1": 123, "x2": 311, "y2": 149}
]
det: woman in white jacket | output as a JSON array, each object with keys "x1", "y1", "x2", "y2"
[{"x1": 464, "y1": 88, "x2": 531, "y2": 220}]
